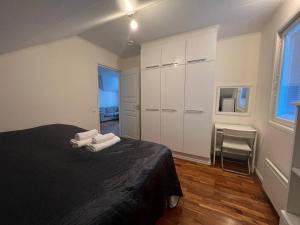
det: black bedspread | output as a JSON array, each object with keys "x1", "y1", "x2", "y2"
[{"x1": 0, "y1": 124, "x2": 182, "y2": 225}]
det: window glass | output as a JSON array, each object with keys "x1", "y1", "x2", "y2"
[
  {"x1": 239, "y1": 87, "x2": 247, "y2": 109},
  {"x1": 276, "y1": 21, "x2": 300, "y2": 122}
]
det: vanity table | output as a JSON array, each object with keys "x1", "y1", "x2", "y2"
[{"x1": 213, "y1": 123, "x2": 257, "y2": 173}]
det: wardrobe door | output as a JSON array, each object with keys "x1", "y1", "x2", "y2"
[
  {"x1": 161, "y1": 110, "x2": 183, "y2": 152},
  {"x1": 184, "y1": 62, "x2": 214, "y2": 159},
  {"x1": 185, "y1": 62, "x2": 215, "y2": 111},
  {"x1": 160, "y1": 65, "x2": 185, "y2": 152},
  {"x1": 141, "y1": 68, "x2": 160, "y2": 110},
  {"x1": 141, "y1": 68, "x2": 161, "y2": 144},
  {"x1": 186, "y1": 29, "x2": 217, "y2": 63},
  {"x1": 161, "y1": 40, "x2": 185, "y2": 66},
  {"x1": 141, "y1": 46, "x2": 161, "y2": 69},
  {"x1": 141, "y1": 110, "x2": 160, "y2": 143},
  {"x1": 161, "y1": 65, "x2": 185, "y2": 110},
  {"x1": 184, "y1": 111, "x2": 212, "y2": 158}
]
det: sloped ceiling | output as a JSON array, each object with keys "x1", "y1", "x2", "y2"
[{"x1": 0, "y1": 0, "x2": 283, "y2": 57}]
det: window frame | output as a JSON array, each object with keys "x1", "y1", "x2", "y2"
[{"x1": 270, "y1": 15, "x2": 300, "y2": 131}]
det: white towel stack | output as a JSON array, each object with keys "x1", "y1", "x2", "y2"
[
  {"x1": 91, "y1": 133, "x2": 115, "y2": 144},
  {"x1": 70, "y1": 129, "x2": 98, "y2": 148},
  {"x1": 74, "y1": 129, "x2": 98, "y2": 141},
  {"x1": 70, "y1": 130, "x2": 120, "y2": 152},
  {"x1": 87, "y1": 135, "x2": 121, "y2": 152}
]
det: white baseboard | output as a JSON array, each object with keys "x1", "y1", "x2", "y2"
[
  {"x1": 172, "y1": 151, "x2": 211, "y2": 165},
  {"x1": 255, "y1": 167, "x2": 263, "y2": 183}
]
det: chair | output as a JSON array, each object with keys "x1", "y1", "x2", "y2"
[{"x1": 220, "y1": 128, "x2": 256, "y2": 175}]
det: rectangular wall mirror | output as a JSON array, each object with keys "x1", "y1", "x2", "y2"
[{"x1": 216, "y1": 86, "x2": 250, "y2": 114}]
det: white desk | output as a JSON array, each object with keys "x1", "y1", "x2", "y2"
[{"x1": 213, "y1": 123, "x2": 257, "y2": 173}]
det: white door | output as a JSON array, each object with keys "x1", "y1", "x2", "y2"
[
  {"x1": 120, "y1": 67, "x2": 140, "y2": 139},
  {"x1": 184, "y1": 62, "x2": 215, "y2": 159},
  {"x1": 141, "y1": 46, "x2": 161, "y2": 69},
  {"x1": 161, "y1": 40, "x2": 186, "y2": 66},
  {"x1": 161, "y1": 65, "x2": 185, "y2": 152},
  {"x1": 186, "y1": 29, "x2": 217, "y2": 63}
]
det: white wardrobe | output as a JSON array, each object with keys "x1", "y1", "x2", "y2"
[{"x1": 141, "y1": 27, "x2": 218, "y2": 164}]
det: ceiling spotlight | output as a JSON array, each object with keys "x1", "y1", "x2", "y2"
[
  {"x1": 130, "y1": 19, "x2": 138, "y2": 31},
  {"x1": 128, "y1": 11, "x2": 138, "y2": 31}
]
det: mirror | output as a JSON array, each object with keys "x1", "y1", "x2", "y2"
[{"x1": 217, "y1": 86, "x2": 250, "y2": 114}]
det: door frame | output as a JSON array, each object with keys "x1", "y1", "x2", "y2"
[{"x1": 97, "y1": 64, "x2": 121, "y2": 134}]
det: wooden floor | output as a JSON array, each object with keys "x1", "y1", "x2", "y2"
[{"x1": 157, "y1": 158, "x2": 279, "y2": 225}]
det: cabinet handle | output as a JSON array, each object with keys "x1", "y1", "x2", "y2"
[
  {"x1": 162, "y1": 62, "x2": 178, "y2": 67},
  {"x1": 162, "y1": 109, "x2": 177, "y2": 112},
  {"x1": 145, "y1": 65, "x2": 159, "y2": 69},
  {"x1": 187, "y1": 59, "x2": 207, "y2": 64},
  {"x1": 145, "y1": 108, "x2": 159, "y2": 111},
  {"x1": 184, "y1": 109, "x2": 204, "y2": 113}
]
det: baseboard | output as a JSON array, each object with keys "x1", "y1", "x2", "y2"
[
  {"x1": 255, "y1": 167, "x2": 263, "y2": 183},
  {"x1": 172, "y1": 152, "x2": 211, "y2": 165}
]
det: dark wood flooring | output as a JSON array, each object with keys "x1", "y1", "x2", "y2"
[{"x1": 157, "y1": 158, "x2": 279, "y2": 225}]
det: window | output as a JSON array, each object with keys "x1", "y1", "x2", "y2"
[{"x1": 272, "y1": 17, "x2": 300, "y2": 127}]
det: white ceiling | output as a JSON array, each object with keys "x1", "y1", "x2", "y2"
[{"x1": 0, "y1": 0, "x2": 283, "y2": 57}]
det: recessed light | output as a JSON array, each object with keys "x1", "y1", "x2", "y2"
[{"x1": 130, "y1": 19, "x2": 138, "y2": 31}]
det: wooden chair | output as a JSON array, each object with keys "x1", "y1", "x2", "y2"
[{"x1": 221, "y1": 128, "x2": 256, "y2": 175}]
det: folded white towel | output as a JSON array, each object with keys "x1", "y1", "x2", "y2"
[
  {"x1": 70, "y1": 138, "x2": 93, "y2": 148},
  {"x1": 87, "y1": 136, "x2": 121, "y2": 152},
  {"x1": 74, "y1": 129, "x2": 98, "y2": 141},
  {"x1": 92, "y1": 133, "x2": 115, "y2": 144}
]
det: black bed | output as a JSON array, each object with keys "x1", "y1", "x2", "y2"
[{"x1": 0, "y1": 124, "x2": 182, "y2": 225}]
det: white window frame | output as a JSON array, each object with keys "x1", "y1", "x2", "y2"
[{"x1": 270, "y1": 14, "x2": 300, "y2": 132}]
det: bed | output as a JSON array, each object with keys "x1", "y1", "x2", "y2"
[{"x1": 0, "y1": 124, "x2": 182, "y2": 225}]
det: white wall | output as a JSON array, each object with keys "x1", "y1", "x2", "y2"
[
  {"x1": 255, "y1": 0, "x2": 300, "y2": 180},
  {"x1": 214, "y1": 33, "x2": 261, "y2": 125},
  {"x1": 254, "y1": 0, "x2": 300, "y2": 213},
  {"x1": 0, "y1": 36, "x2": 119, "y2": 132},
  {"x1": 118, "y1": 56, "x2": 140, "y2": 71}
]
